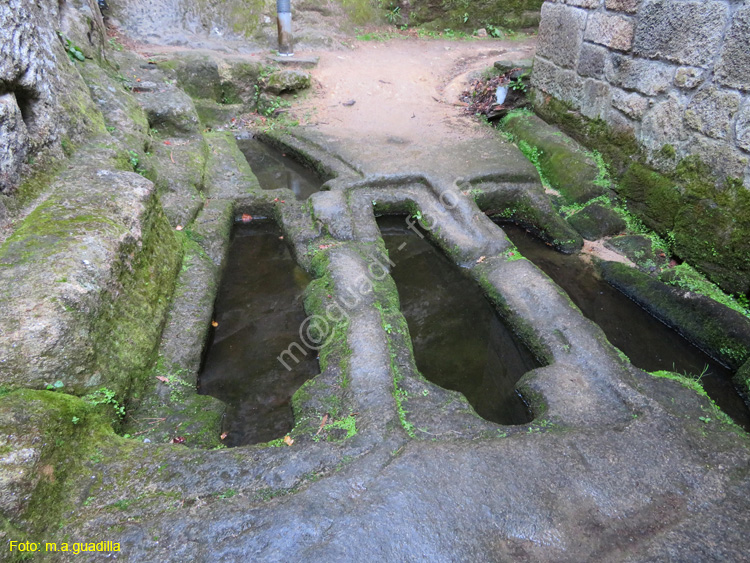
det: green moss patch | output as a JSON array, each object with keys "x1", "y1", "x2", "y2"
[
  {"x1": 91, "y1": 195, "x2": 182, "y2": 400},
  {"x1": 502, "y1": 111, "x2": 603, "y2": 204},
  {"x1": 599, "y1": 261, "x2": 750, "y2": 370},
  {"x1": 0, "y1": 390, "x2": 118, "y2": 539},
  {"x1": 619, "y1": 163, "x2": 680, "y2": 235},
  {"x1": 531, "y1": 93, "x2": 750, "y2": 296}
]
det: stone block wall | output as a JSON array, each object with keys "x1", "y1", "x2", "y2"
[{"x1": 532, "y1": 0, "x2": 750, "y2": 187}]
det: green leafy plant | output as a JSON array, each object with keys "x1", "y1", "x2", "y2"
[
  {"x1": 485, "y1": 24, "x2": 503, "y2": 38},
  {"x1": 260, "y1": 96, "x2": 291, "y2": 117},
  {"x1": 509, "y1": 75, "x2": 528, "y2": 92},
  {"x1": 327, "y1": 415, "x2": 358, "y2": 440},
  {"x1": 126, "y1": 150, "x2": 148, "y2": 177},
  {"x1": 83, "y1": 387, "x2": 126, "y2": 419},
  {"x1": 58, "y1": 33, "x2": 85, "y2": 62},
  {"x1": 386, "y1": 5, "x2": 401, "y2": 24}
]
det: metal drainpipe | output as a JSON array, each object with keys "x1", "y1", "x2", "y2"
[{"x1": 277, "y1": 0, "x2": 294, "y2": 56}]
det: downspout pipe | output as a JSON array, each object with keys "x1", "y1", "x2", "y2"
[{"x1": 277, "y1": 0, "x2": 293, "y2": 56}]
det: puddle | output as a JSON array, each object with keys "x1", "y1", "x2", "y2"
[
  {"x1": 378, "y1": 216, "x2": 537, "y2": 425},
  {"x1": 501, "y1": 222, "x2": 750, "y2": 431},
  {"x1": 199, "y1": 220, "x2": 318, "y2": 446},
  {"x1": 236, "y1": 138, "x2": 323, "y2": 200}
]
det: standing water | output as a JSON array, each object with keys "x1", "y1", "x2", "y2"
[
  {"x1": 199, "y1": 221, "x2": 318, "y2": 446},
  {"x1": 500, "y1": 222, "x2": 750, "y2": 431},
  {"x1": 378, "y1": 216, "x2": 538, "y2": 425},
  {"x1": 236, "y1": 138, "x2": 322, "y2": 199}
]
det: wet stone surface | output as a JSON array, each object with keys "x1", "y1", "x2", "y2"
[
  {"x1": 503, "y1": 222, "x2": 750, "y2": 430},
  {"x1": 379, "y1": 216, "x2": 536, "y2": 424},
  {"x1": 200, "y1": 220, "x2": 317, "y2": 446},
  {"x1": 2, "y1": 28, "x2": 750, "y2": 559},
  {"x1": 237, "y1": 138, "x2": 323, "y2": 200}
]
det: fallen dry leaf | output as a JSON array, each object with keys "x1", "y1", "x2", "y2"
[
  {"x1": 220, "y1": 432, "x2": 228, "y2": 440},
  {"x1": 476, "y1": 255, "x2": 486, "y2": 263},
  {"x1": 156, "y1": 375, "x2": 169, "y2": 383},
  {"x1": 283, "y1": 435, "x2": 294, "y2": 446},
  {"x1": 175, "y1": 225, "x2": 183, "y2": 231},
  {"x1": 211, "y1": 320, "x2": 219, "y2": 327},
  {"x1": 315, "y1": 413, "x2": 330, "y2": 436},
  {"x1": 241, "y1": 213, "x2": 253, "y2": 222},
  {"x1": 171, "y1": 436, "x2": 186, "y2": 444}
]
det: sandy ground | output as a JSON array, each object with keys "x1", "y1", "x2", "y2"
[{"x1": 292, "y1": 37, "x2": 536, "y2": 143}]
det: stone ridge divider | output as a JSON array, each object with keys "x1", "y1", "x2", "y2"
[
  {"x1": 245, "y1": 126, "x2": 691, "y2": 431},
  {"x1": 335, "y1": 177, "x2": 643, "y2": 429},
  {"x1": 257, "y1": 129, "x2": 364, "y2": 186},
  {"x1": 48, "y1": 133, "x2": 402, "y2": 528},
  {"x1": 15, "y1": 127, "x2": 750, "y2": 559},
  {"x1": 62, "y1": 125, "x2": 606, "y2": 522}
]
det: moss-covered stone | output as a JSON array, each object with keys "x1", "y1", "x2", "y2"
[
  {"x1": 531, "y1": 93, "x2": 641, "y2": 176},
  {"x1": 194, "y1": 99, "x2": 246, "y2": 128},
  {"x1": 221, "y1": 58, "x2": 264, "y2": 104},
  {"x1": 670, "y1": 159, "x2": 750, "y2": 295},
  {"x1": 78, "y1": 61, "x2": 151, "y2": 152},
  {"x1": 474, "y1": 182, "x2": 583, "y2": 253},
  {"x1": 619, "y1": 163, "x2": 681, "y2": 235},
  {"x1": 124, "y1": 229, "x2": 225, "y2": 449},
  {"x1": 605, "y1": 235, "x2": 667, "y2": 270},
  {"x1": 147, "y1": 131, "x2": 208, "y2": 228},
  {"x1": 567, "y1": 203, "x2": 626, "y2": 241},
  {"x1": 0, "y1": 389, "x2": 116, "y2": 532},
  {"x1": 503, "y1": 112, "x2": 604, "y2": 204},
  {"x1": 0, "y1": 144, "x2": 181, "y2": 398},
  {"x1": 598, "y1": 261, "x2": 750, "y2": 370},
  {"x1": 532, "y1": 93, "x2": 750, "y2": 295},
  {"x1": 264, "y1": 70, "x2": 311, "y2": 95},
  {"x1": 203, "y1": 131, "x2": 261, "y2": 199},
  {"x1": 91, "y1": 193, "x2": 182, "y2": 401}
]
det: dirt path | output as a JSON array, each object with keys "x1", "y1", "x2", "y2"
[{"x1": 293, "y1": 37, "x2": 535, "y2": 143}]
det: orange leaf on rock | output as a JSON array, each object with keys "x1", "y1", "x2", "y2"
[
  {"x1": 241, "y1": 213, "x2": 253, "y2": 223},
  {"x1": 156, "y1": 375, "x2": 169, "y2": 383},
  {"x1": 283, "y1": 435, "x2": 294, "y2": 446},
  {"x1": 220, "y1": 432, "x2": 228, "y2": 440},
  {"x1": 211, "y1": 320, "x2": 219, "y2": 327}
]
